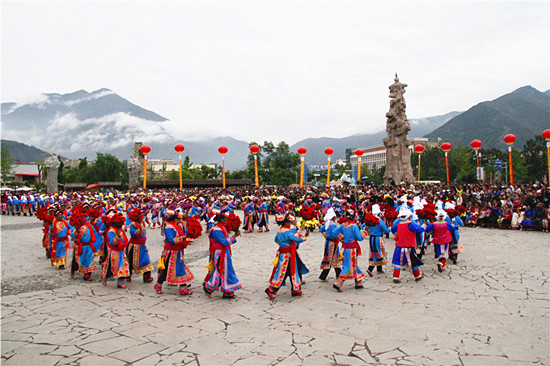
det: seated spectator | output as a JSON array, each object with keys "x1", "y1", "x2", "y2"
[
  {"x1": 500, "y1": 203, "x2": 513, "y2": 229},
  {"x1": 520, "y1": 204, "x2": 536, "y2": 230}
]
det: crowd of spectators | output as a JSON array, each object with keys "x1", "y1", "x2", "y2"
[{"x1": 3, "y1": 181, "x2": 549, "y2": 232}]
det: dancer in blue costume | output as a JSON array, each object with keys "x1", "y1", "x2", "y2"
[
  {"x1": 318, "y1": 208, "x2": 342, "y2": 281},
  {"x1": 101, "y1": 213, "x2": 130, "y2": 289},
  {"x1": 444, "y1": 203, "x2": 464, "y2": 264},
  {"x1": 50, "y1": 207, "x2": 70, "y2": 269},
  {"x1": 154, "y1": 210, "x2": 194, "y2": 295},
  {"x1": 72, "y1": 211, "x2": 98, "y2": 281},
  {"x1": 127, "y1": 208, "x2": 154, "y2": 283},
  {"x1": 257, "y1": 198, "x2": 270, "y2": 232},
  {"x1": 333, "y1": 209, "x2": 366, "y2": 292},
  {"x1": 204, "y1": 212, "x2": 242, "y2": 299},
  {"x1": 242, "y1": 198, "x2": 255, "y2": 233},
  {"x1": 366, "y1": 204, "x2": 390, "y2": 277},
  {"x1": 265, "y1": 213, "x2": 308, "y2": 299}
]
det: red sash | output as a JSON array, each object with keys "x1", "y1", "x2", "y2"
[
  {"x1": 129, "y1": 237, "x2": 147, "y2": 245},
  {"x1": 77, "y1": 224, "x2": 96, "y2": 255},
  {"x1": 342, "y1": 240, "x2": 362, "y2": 256},
  {"x1": 107, "y1": 228, "x2": 128, "y2": 251}
]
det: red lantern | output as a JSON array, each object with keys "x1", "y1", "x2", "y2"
[
  {"x1": 355, "y1": 149, "x2": 364, "y2": 157},
  {"x1": 297, "y1": 147, "x2": 307, "y2": 155},
  {"x1": 218, "y1": 146, "x2": 228, "y2": 155},
  {"x1": 250, "y1": 144, "x2": 260, "y2": 154},
  {"x1": 504, "y1": 134, "x2": 516, "y2": 145},
  {"x1": 441, "y1": 142, "x2": 451, "y2": 152},
  {"x1": 324, "y1": 147, "x2": 334, "y2": 156},
  {"x1": 140, "y1": 145, "x2": 151, "y2": 155},
  {"x1": 470, "y1": 139, "x2": 482, "y2": 150},
  {"x1": 414, "y1": 144, "x2": 425, "y2": 153},
  {"x1": 174, "y1": 144, "x2": 185, "y2": 154},
  {"x1": 542, "y1": 129, "x2": 550, "y2": 141}
]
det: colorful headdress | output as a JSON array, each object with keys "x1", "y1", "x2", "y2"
[
  {"x1": 165, "y1": 210, "x2": 177, "y2": 221},
  {"x1": 69, "y1": 210, "x2": 87, "y2": 229},
  {"x1": 128, "y1": 208, "x2": 143, "y2": 222}
]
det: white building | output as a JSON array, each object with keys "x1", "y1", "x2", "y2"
[{"x1": 349, "y1": 138, "x2": 437, "y2": 170}]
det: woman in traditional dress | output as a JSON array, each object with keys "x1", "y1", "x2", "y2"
[
  {"x1": 390, "y1": 207, "x2": 426, "y2": 283},
  {"x1": 366, "y1": 204, "x2": 390, "y2": 277},
  {"x1": 50, "y1": 207, "x2": 70, "y2": 270},
  {"x1": 203, "y1": 212, "x2": 242, "y2": 299},
  {"x1": 127, "y1": 208, "x2": 155, "y2": 283},
  {"x1": 333, "y1": 209, "x2": 366, "y2": 292},
  {"x1": 101, "y1": 212, "x2": 130, "y2": 288},
  {"x1": 265, "y1": 213, "x2": 308, "y2": 299},
  {"x1": 72, "y1": 210, "x2": 98, "y2": 281},
  {"x1": 154, "y1": 210, "x2": 194, "y2": 295},
  {"x1": 425, "y1": 210, "x2": 456, "y2": 272},
  {"x1": 257, "y1": 198, "x2": 270, "y2": 232},
  {"x1": 318, "y1": 208, "x2": 342, "y2": 281}
]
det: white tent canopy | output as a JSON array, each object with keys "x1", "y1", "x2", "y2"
[{"x1": 15, "y1": 186, "x2": 33, "y2": 191}]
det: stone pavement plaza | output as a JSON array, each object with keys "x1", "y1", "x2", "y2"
[{"x1": 1, "y1": 214, "x2": 548, "y2": 365}]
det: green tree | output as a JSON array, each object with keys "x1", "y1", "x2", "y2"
[
  {"x1": 449, "y1": 145, "x2": 476, "y2": 183},
  {"x1": 167, "y1": 169, "x2": 179, "y2": 180},
  {"x1": 1, "y1": 146, "x2": 14, "y2": 181},
  {"x1": 522, "y1": 135, "x2": 547, "y2": 182},
  {"x1": 183, "y1": 155, "x2": 191, "y2": 169},
  {"x1": 90, "y1": 153, "x2": 125, "y2": 182},
  {"x1": 262, "y1": 141, "x2": 300, "y2": 186}
]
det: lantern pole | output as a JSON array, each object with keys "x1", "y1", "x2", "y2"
[
  {"x1": 326, "y1": 156, "x2": 331, "y2": 187},
  {"x1": 508, "y1": 145, "x2": 513, "y2": 185},
  {"x1": 544, "y1": 130, "x2": 550, "y2": 183},
  {"x1": 254, "y1": 155, "x2": 259, "y2": 187},
  {"x1": 300, "y1": 156, "x2": 304, "y2": 187},
  {"x1": 503, "y1": 135, "x2": 515, "y2": 185},
  {"x1": 445, "y1": 152, "x2": 450, "y2": 184},
  {"x1": 418, "y1": 153, "x2": 422, "y2": 183},
  {"x1": 143, "y1": 154, "x2": 148, "y2": 189},
  {"x1": 222, "y1": 156, "x2": 226, "y2": 188},
  {"x1": 357, "y1": 157, "x2": 362, "y2": 184},
  {"x1": 178, "y1": 154, "x2": 182, "y2": 189},
  {"x1": 297, "y1": 147, "x2": 307, "y2": 188}
]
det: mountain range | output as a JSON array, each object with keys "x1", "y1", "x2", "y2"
[
  {"x1": 2, "y1": 86, "x2": 548, "y2": 170},
  {"x1": 425, "y1": 86, "x2": 550, "y2": 149}
]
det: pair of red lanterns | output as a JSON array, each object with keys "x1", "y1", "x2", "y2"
[
  {"x1": 412, "y1": 143, "x2": 450, "y2": 184},
  {"x1": 412, "y1": 134, "x2": 518, "y2": 184}
]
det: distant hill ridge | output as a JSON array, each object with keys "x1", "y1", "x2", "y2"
[
  {"x1": 1, "y1": 139, "x2": 63, "y2": 163},
  {"x1": 425, "y1": 86, "x2": 550, "y2": 149}
]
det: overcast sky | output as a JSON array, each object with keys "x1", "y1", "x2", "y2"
[{"x1": 2, "y1": 1, "x2": 549, "y2": 145}]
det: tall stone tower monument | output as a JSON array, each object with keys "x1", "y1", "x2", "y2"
[
  {"x1": 127, "y1": 142, "x2": 144, "y2": 190},
  {"x1": 383, "y1": 74, "x2": 414, "y2": 185}
]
